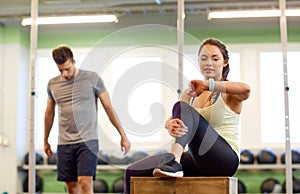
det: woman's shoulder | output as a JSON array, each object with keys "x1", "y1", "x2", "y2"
[{"x1": 221, "y1": 93, "x2": 243, "y2": 114}]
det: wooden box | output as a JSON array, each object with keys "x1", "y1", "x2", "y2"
[{"x1": 130, "y1": 176, "x2": 237, "y2": 194}]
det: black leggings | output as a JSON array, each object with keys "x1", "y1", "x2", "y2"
[{"x1": 124, "y1": 101, "x2": 239, "y2": 194}]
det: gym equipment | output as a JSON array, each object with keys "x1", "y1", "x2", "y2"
[
  {"x1": 47, "y1": 153, "x2": 57, "y2": 165},
  {"x1": 240, "y1": 149, "x2": 255, "y2": 164},
  {"x1": 97, "y1": 150, "x2": 109, "y2": 165},
  {"x1": 93, "y1": 178, "x2": 108, "y2": 193},
  {"x1": 238, "y1": 179, "x2": 246, "y2": 193},
  {"x1": 153, "y1": 149, "x2": 168, "y2": 155},
  {"x1": 112, "y1": 177, "x2": 124, "y2": 193},
  {"x1": 256, "y1": 148, "x2": 277, "y2": 164},
  {"x1": 281, "y1": 148, "x2": 300, "y2": 164},
  {"x1": 109, "y1": 155, "x2": 130, "y2": 165},
  {"x1": 260, "y1": 178, "x2": 281, "y2": 193},
  {"x1": 27, "y1": 1, "x2": 38, "y2": 193},
  {"x1": 282, "y1": 177, "x2": 300, "y2": 193},
  {"x1": 109, "y1": 150, "x2": 130, "y2": 165},
  {"x1": 279, "y1": 0, "x2": 293, "y2": 192},
  {"x1": 24, "y1": 151, "x2": 44, "y2": 165},
  {"x1": 22, "y1": 174, "x2": 43, "y2": 192},
  {"x1": 130, "y1": 150, "x2": 149, "y2": 163}
]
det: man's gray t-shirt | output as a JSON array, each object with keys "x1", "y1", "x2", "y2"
[{"x1": 47, "y1": 69, "x2": 106, "y2": 145}]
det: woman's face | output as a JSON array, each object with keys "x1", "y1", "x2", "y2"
[{"x1": 198, "y1": 44, "x2": 228, "y2": 81}]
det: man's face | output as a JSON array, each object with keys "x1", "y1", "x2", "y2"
[{"x1": 56, "y1": 59, "x2": 76, "y2": 80}]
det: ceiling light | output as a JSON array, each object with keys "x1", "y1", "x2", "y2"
[
  {"x1": 21, "y1": 15, "x2": 118, "y2": 26},
  {"x1": 208, "y1": 9, "x2": 300, "y2": 19}
]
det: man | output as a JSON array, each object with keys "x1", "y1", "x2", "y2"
[{"x1": 44, "y1": 45, "x2": 131, "y2": 194}]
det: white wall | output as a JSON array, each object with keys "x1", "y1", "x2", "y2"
[{"x1": 0, "y1": 43, "x2": 29, "y2": 193}]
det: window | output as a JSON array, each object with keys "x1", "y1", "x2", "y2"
[
  {"x1": 260, "y1": 51, "x2": 300, "y2": 143},
  {"x1": 35, "y1": 57, "x2": 59, "y2": 150},
  {"x1": 104, "y1": 56, "x2": 164, "y2": 143}
]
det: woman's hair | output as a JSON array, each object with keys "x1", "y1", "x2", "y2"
[
  {"x1": 52, "y1": 45, "x2": 75, "y2": 65},
  {"x1": 198, "y1": 38, "x2": 230, "y2": 81}
]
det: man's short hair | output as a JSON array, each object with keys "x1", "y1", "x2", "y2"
[{"x1": 52, "y1": 45, "x2": 74, "y2": 65}]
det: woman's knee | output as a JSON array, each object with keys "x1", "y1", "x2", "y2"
[
  {"x1": 172, "y1": 101, "x2": 190, "y2": 117},
  {"x1": 173, "y1": 101, "x2": 189, "y2": 109}
]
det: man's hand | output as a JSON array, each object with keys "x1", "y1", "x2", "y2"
[
  {"x1": 121, "y1": 137, "x2": 131, "y2": 154},
  {"x1": 44, "y1": 142, "x2": 53, "y2": 157}
]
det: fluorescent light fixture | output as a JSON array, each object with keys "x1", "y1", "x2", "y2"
[
  {"x1": 21, "y1": 15, "x2": 118, "y2": 26},
  {"x1": 208, "y1": 9, "x2": 300, "y2": 19}
]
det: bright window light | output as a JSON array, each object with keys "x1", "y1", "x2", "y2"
[
  {"x1": 110, "y1": 57, "x2": 163, "y2": 143},
  {"x1": 260, "y1": 51, "x2": 300, "y2": 143},
  {"x1": 21, "y1": 15, "x2": 118, "y2": 26}
]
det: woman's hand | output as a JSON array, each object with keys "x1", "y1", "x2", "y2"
[
  {"x1": 165, "y1": 118, "x2": 188, "y2": 138},
  {"x1": 188, "y1": 80, "x2": 209, "y2": 97}
]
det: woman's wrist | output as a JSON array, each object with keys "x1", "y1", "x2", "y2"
[
  {"x1": 165, "y1": 117, "x2": 172, "y2": 129},
  {"x1": 164, "y1": 121, "x2": 169, "y2": 129},
  {"x1": 208, "y1": 78, "x2": 214, "y2": 91},
  {"x1": 213, "y1": 80, "x2": 226, "y2": 93}
]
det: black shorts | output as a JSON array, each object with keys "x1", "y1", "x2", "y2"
[{"x1": 57, "y1": 140, "x2": 98, "y2": 182}]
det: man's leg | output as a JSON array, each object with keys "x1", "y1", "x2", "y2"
[
  {"x1": 78, "y1": 176, "x2": 93, "y2": 194},
  {"x1": 77, "y1": 140, "x2": 98, "y2": 194},
  {"x1": 57, "y1": 144, "x2": 79, "y2": 193},
  {"x1": 65, "y1": 181, "x2": 79, "y2": 194}
]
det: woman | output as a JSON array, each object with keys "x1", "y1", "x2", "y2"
[{"x1": 124, "y1": 38, "x2": 250, "y2": 193}]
